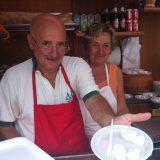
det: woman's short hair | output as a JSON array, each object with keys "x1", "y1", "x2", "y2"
[{"x1": 83, "y1": 23, "x2": 115, "y2": 50}]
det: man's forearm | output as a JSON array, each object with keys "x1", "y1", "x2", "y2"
[
  {"x1": 0, "y1": 126, "x2": 21, "y2": 140},
  {"x1": 85, "y1": 94, "x2": 115, "y2": 127}
]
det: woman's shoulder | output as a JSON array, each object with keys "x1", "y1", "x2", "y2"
[{"x1": 110, "y1": 63, "x2": 121, "y2": 72}]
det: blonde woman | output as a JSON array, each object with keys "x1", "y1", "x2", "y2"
[{"x1": 80, "y1": 24, "x2": 129, "y2": 139}]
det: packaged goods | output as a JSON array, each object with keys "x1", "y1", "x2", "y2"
[{"x1": 80, "y1": 14, "x2": 88, "y2": 32}]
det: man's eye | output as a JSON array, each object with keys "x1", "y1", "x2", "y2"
[{"x1": 42, "y1": 41, "x2": 51, "y2": 47}]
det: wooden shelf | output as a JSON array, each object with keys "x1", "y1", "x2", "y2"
[
  {"x1": 75, "y1": 31, "x2": 144, "y2": 39},
  {"x1": 5, "y1": 24, "x2": 75, "y2": 32},
  {"x1": 115, "y1": 31, "x2": 144, "y2": 37},
  {"x1": 144, "y1": 7, "x2": 160, "y2": 13}
]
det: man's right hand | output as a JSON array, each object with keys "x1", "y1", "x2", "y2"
[{"x1": 114, "y1": 112, "x2": 151, "y2": 126}]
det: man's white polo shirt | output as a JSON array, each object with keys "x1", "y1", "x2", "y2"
[{"x1": 0, "y1": 56, "x2": 99, "y2": 142}]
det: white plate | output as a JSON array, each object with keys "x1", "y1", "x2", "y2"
[
  {"x1": 91, "y1": 125, "x2": 153, "y2": 160},
  {"x1": 135, "y1": 94, "x2": 150, "y2": 100},
  {"x1": 0, "y1": 137, "x2": 54, "y2": 160},
  {"x1": 142, "y1": 92, "x2": 157, "y2": 98}
]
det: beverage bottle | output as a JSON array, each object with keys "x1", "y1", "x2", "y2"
[
  {"x1": 80, "y1": 14, "x2": 88, "y2": 33},
  {"x1": 94, "y1": 13, "x2": 101, "y2": 24},
  {"x1": 87, "y1": 13, "x2": 94, "y2": 28},
  {"x1": 101, "y1": 8, "x2": 110, "y2": 25},
  {"x1": 118, "y1": 6, "x2": 126, "y2": 32},
  {"x1": 111, "y1": 6, "x2": 119, "y2": 31}
]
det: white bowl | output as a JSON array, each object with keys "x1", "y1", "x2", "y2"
[
  {"x1": 125, "y1": 94, "x2": 133, "y2": 99},
  {"x1": 91, "y1": 125, "x2": 153, "y2": 160},
  {"x1": 142, "y1": 92, "x2": 157, "y2": 98},
  {"x1": 151, "y1": 97, "x2": 160, "y2": 104},
  {"x1": 153, "y1": 81, "x2": 160, "y2": 96}
]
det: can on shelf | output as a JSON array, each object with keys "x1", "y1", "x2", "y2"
[
  {"x1": 132, "y1": 9, "x2": 138, "y2": 20},
  {"x1": 132, "y1": 20, "x2": 139, "y2": 32},
  {"x1": 126, "y1": 20, "x2": 132, "y2": 32},
  {"x1": 126, "y1": 9, "x2": 132, "y2": 20}
]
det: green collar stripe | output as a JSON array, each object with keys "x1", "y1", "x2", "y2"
[
  {"x1": 32, "y1": 57, "x2": 37, "y2": 69},
  {"x1": 83, "y1": 90, "x2": 99, "y2": 102},
  {"x1": 0, "y1": 121, "x2": 15, "y2": 127}
]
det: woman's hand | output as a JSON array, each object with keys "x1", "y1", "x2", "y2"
[{"x1": 114, "y1": 112, "x2": 151, "y2": 126}]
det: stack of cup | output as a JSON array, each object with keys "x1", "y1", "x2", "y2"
[{"x1": 153, "y1": 81, "x2": 160, "y2": 96}]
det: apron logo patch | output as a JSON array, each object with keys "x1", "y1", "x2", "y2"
[{"x1": 66, "y1": 92, "x2": 72, "y2": 102}]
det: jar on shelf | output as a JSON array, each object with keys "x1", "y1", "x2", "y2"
[{"x1": 145, "y1": 0, "x2": 156, "y2": 7}]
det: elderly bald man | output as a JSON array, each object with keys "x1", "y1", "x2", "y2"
[{"x1": 0, "y1": 14, "x2": 151, "y2": 155}]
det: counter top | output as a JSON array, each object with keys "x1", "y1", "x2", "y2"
[
  {"x1": 54, "y1": 153, "x2": 98, "y2": 160},
  {"x1": 133, "y1": 116, "x2": 160, "y2": 141},
  {"x1": 53, "y1": 150, "x2": 159, "y2": 160}
]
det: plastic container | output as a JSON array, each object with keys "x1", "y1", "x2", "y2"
[{"x1": 0, "y1": 137, "x2": 54, "y2": 160}]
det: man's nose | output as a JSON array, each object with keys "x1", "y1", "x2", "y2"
[{"x1": 50, "y1": 44, "x2": 58, "y2": 57}]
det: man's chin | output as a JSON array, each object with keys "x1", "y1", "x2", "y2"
[{"x1": 46, "y1": 59, "x2": 62, "y2": 69}]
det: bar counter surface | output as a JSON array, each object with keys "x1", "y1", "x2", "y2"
[
  {"x1": 54, "y1": 117, "x2": 160, "y2": 160},
  {"x1": 54, "y1": 151, "x2": 159, "y2": 160}
]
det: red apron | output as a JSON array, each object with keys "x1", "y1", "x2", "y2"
[{"x1": 32, "y1": 65, "x2": 89, "y2": 155}]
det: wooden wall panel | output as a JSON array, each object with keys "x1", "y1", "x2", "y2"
[
  {"x1": 139, "y1": 13, "x2": 160, "y2": 80},
  {"x1": 128, "y1": 104, "x2": 152, "y2": 114},
  {"x1": 72, "y1": 0, "x2": 132, "y2": 14},
  {"x1": 0, "y1": 31, "x2": 74, "y2": 66},
  {"x1": 0, "y1": 31, "x2": 32, "y2": 66},
  {"x1": 0, "y1": 0, "x2": 72, "y2": 12}
]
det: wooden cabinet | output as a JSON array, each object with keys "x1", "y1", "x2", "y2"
[
  {"x1": 0, "y1": 31, "x2": 32, "y2": 65},
  {"x1": 0, "y1": 0, "x2": 72, "y2": 12},
  {"x1": 140, "y1": 7, "x2": 160, "y2": 80},
  {"x1": 128, "y1": 103, "x2": 152, "y2": 114}
]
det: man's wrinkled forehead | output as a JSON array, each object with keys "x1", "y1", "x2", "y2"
[{"x1": 30, "y1": 14, "x2": 66, "y2": 36}]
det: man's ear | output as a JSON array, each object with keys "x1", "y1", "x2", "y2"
[{"x1": 27, "y1": 34, "x2": 34, "y2": 50}]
